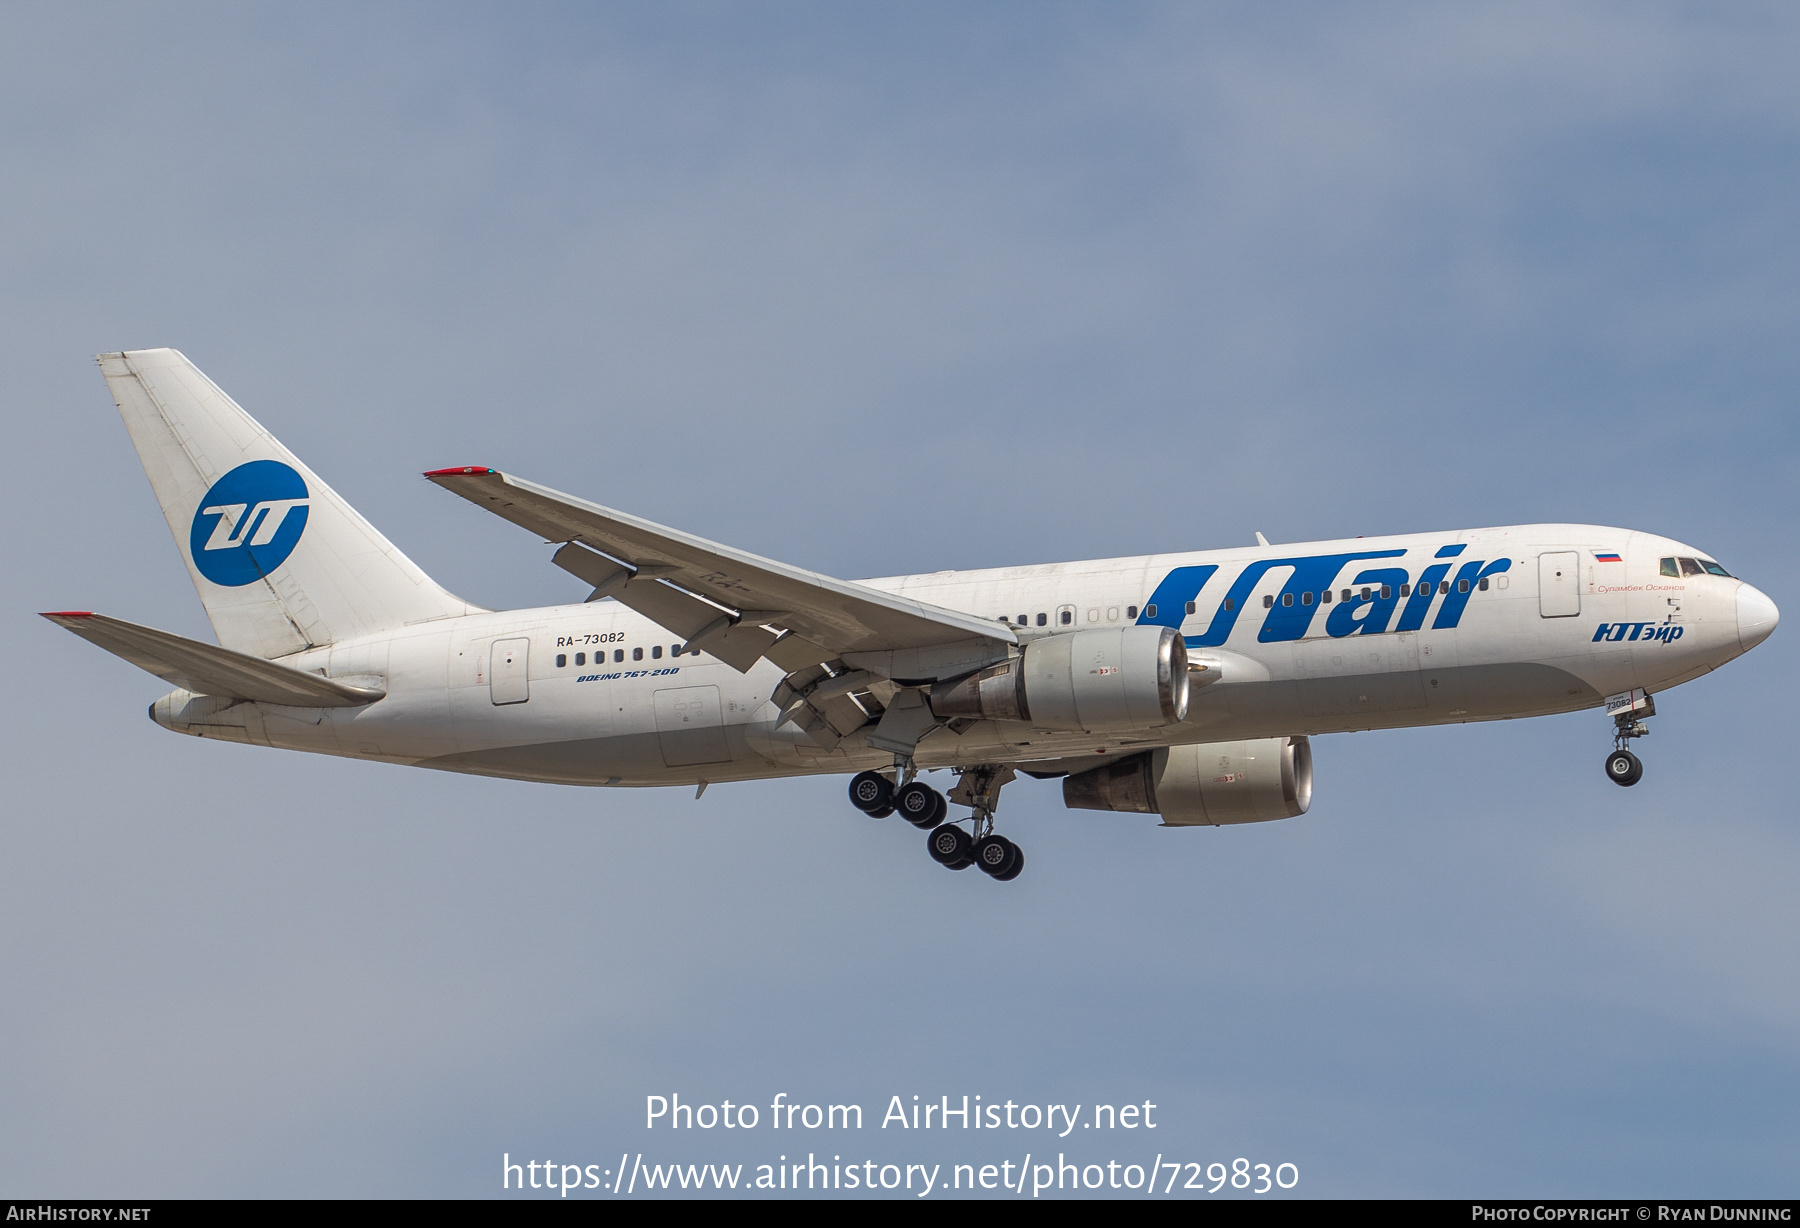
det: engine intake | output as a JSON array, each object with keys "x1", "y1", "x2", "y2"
[
  {"x1": 1062, "y1": 737, "x2": 1312, "y2": 825},
  {"x1": 931, "y1": 625, "x2": 1189, "y2": 732}
]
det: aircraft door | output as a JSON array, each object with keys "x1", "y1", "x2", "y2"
[
  {"x1": 655, "y1": 685, "x2": 732, "y2": 767},
  {"x1": 1538, "y1": 552, "x2": 1581, "y2": 618},
  {"x1": 490, "y1": 638, "x2": 530, "y2": 705}
]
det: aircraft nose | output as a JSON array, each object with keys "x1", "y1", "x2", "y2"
[{"x1": 1737, "y1": 583, "x2": 1779, "y2": 652}]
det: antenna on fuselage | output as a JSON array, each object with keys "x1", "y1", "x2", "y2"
[{"x1": 1255, "y1": 531, "x2": 1271, "y2": 547}]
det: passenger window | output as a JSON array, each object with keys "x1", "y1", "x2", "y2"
[
  {"x1": 1458, "y1": 578, "x2": 1470, "y2": 593},
  {"x1": 1321, "y1": 589, "x2": 1332, "y2": 604},
  {"x1": 1144, "y1": 604, "x2": 1156, "y2": 619},
  {"x1": 575, "y1": 652, "x2": 585, "y2": 666},
  {"x1": 555, "y1": 653, "x2": 567, "y2": 668},
  {"x1": 1037, "y1": 613, "x2": 1047, "y2": 626},
  {"x1": 1439, "y1": 580, "x2": 1449, "y2": 595},
  {"x1": 1059, "y1": 610, "x2": 1072, "y2": 626},
  {"x1": 1400, "y1": 584, "x2": 1411, "y2": 597},
  {"x1": 1660, "y1": 557, "x2": 1679, "y2": 578},
  {"x1": 1018, "y1": 614, "x2": 1028, "y2": 625},
  {"x1": 1679, "y1": 558, "x2": 1704, "y2": 576},
  {"x1": 652, "y1": 645, "x2": 663, "y2": 659},
  {"x1": 1263, "y1": 594, "x2": 1275, "y2": 609},
  {"x1": 1301, "y1": 591, "x2": 1314, "y2": 606},
  {"x1": 633, "y1": 647, "x2": 644, "y2": 661},
  {"x1": 1360, "y1": 588, "x2": 1371, "y2": 601},
  {"x1": 1701, "y1": 560, "x2": 1731, "y2": 577},
  {"x1": 1281, "y1": 593, "x2": 1294, "y2": 607},
  {"x1": 1186, "y1": 601, "x2": 1196, "y2": 615},
  {"x1": 1127, "y1": 605, "x2": 1138, "y2": 619},
  {"x1": 614, "y1": 649, "x2": 624, "y2": 663},
  {"x1": 1222, "y1": 598, "x2": 1234, "y2": 612},
  {"x1": 1478, "y1": 578, "x2": 1489, "y2": 591},
  {"x1": 1342, "y1": 589, "x2": 1352, "y2": 603},
  {"x1": 1379, "y1": 586, "x2": 1391, "y2": 600}
]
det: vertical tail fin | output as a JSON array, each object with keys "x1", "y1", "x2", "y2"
[{"x1": 99, "y1": 348, "x2": 471, "y2": 658}]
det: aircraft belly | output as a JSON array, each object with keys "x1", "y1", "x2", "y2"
[
  {"x1": 415, "y1": 725, "x2": 791, "y2": 786},
  {"x1": 1214, "y1": 661, "x2": 1599, "y2": 737}
]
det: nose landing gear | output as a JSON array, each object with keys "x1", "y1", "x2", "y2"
[
  {"x1": 1604, "y1": 748, "x2": 1643, "y2": 787},
  {"x1": 1604, "y1": 689, "x2": 1654, "y2": 787}
]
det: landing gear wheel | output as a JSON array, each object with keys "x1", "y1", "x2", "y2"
[
  {"x1": 1605, "y1": 749, "x2": 1643, "y2": 787},
  {"x1": 994, "y1": 844, "x2": 1025, "y2": 881},
  {"x1": 895, "y1": 782, "x2": 943, "y2": 827},
  {"x1": 848, "y1": 770, "x2": 893, "y2": 813},
  {"x1": 973, "y1": 834, "x2": 1021, "y2": 879},
  {"x1": 927, "y1": 823, "x2": 973, "y2": 868}
]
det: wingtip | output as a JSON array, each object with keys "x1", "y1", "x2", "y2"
[{"x1": 424, "y1": 466, "x2": 498, "y2": 478}]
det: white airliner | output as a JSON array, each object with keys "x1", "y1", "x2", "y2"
[{"x1": 45, "y1": 350, "x2": 1780, "y2": 882}]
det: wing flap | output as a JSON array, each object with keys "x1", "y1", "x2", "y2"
[
  {"x1": 602, "y1": 574, "x2": 779, "y2": 673},
  {"x1": 41, "y1": 612, "x2": 384, "y2": 707}
]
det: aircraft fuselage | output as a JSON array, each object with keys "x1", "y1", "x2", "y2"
[{"x1": 151, "y1": 523, "x2": 1770, "y2": 788}]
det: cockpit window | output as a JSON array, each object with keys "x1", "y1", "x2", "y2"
[
  {"x1": 1679, "y1": 557, "x2": 1705, "y2": 576},
  {"x1": 1659, "y1": 558, "x2": 1679, "y2": 578},
  {"x1": 1701, "y1": 560, "x2": 1731, "y2": 577}
]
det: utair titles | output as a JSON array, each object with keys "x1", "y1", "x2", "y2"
[{"x1": 646, "y1": 1093, "x2": 1157, "y2": 1137}]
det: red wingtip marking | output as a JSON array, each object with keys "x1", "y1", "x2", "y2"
[
  {"x1": 42, "y1": 611, "x2": 94, "y2": 618},
  {"x1": 424, "y1": 466, "x2": 497, "y2": 477}
]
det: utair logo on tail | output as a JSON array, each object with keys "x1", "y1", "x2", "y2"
[{"x1": 188, "y1": 459, "x2": 309, "y2": 587}]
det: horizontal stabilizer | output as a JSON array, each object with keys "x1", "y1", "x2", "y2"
[{"x1": 41, "y1": 612, "x2": 384, "y2": 707}]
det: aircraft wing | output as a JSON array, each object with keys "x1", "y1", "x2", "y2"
[
  {"x1": 41, "y1": 612, "x2": 385, "y2": 707},
  {"x1": 423, "y1": 467, "x2": 1016, "y2": 676}
]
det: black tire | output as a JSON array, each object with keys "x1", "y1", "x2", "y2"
[
  {"x1": 994, "y1": 844, "x2": 1025, "y2": 881},
  {"x1": 973, "y1": 835, "x2": 1019, "y2": 878},
  {"x1": 925, "y1": 788, "x2": 948, "y2": 826},
  {"x1": 927, "y1": 823, "x2": 973, "y2": 867},
  {"x1": 895, "y1": 782, "x2": 941, "y2": 827},
  {"x1": 1604, "y1": 749, "x2": 1643, "y2": 787},
  {"x1": 867, "y1": 803, "x2": 895, "y2": 818},
  {"x1": 848, "y1": 770, "x2": 893, "y2": 813}
]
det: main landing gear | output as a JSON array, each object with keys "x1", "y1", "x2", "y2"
[
  {"x1": 846, "y1": 763, "x2": 1025, "y2": 882},
  {"x1": 1604, "y1": 690, "x2": 1655, "y2": 787}
]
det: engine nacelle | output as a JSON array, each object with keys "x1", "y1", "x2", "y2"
[
  {"x1": 1062, "y1": 736, "x2": 1313, "y2": 825},
  {"x1": 931, "y1": 626, "x2": 1188, "y2": 732}
]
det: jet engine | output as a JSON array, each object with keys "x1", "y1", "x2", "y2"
[
  {"x1": 930, "y1": 625, "x2": 1188, "y2": 732},
  {"x1": 1061, "y1": 736, "x2": 1312, "y2": 825}
]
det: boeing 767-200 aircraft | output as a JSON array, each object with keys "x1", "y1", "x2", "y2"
[{"x1": 43, "y1": 350, "x2": 1780, "y2": 881}]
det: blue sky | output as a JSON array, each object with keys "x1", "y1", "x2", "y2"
[{"x1": 2, "y1": 2, "x2": 1796, "y2": 1197}]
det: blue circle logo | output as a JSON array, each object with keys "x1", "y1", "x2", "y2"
[{"x1": 189, "y1": 460, "x2": 310, "y2": 587}]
